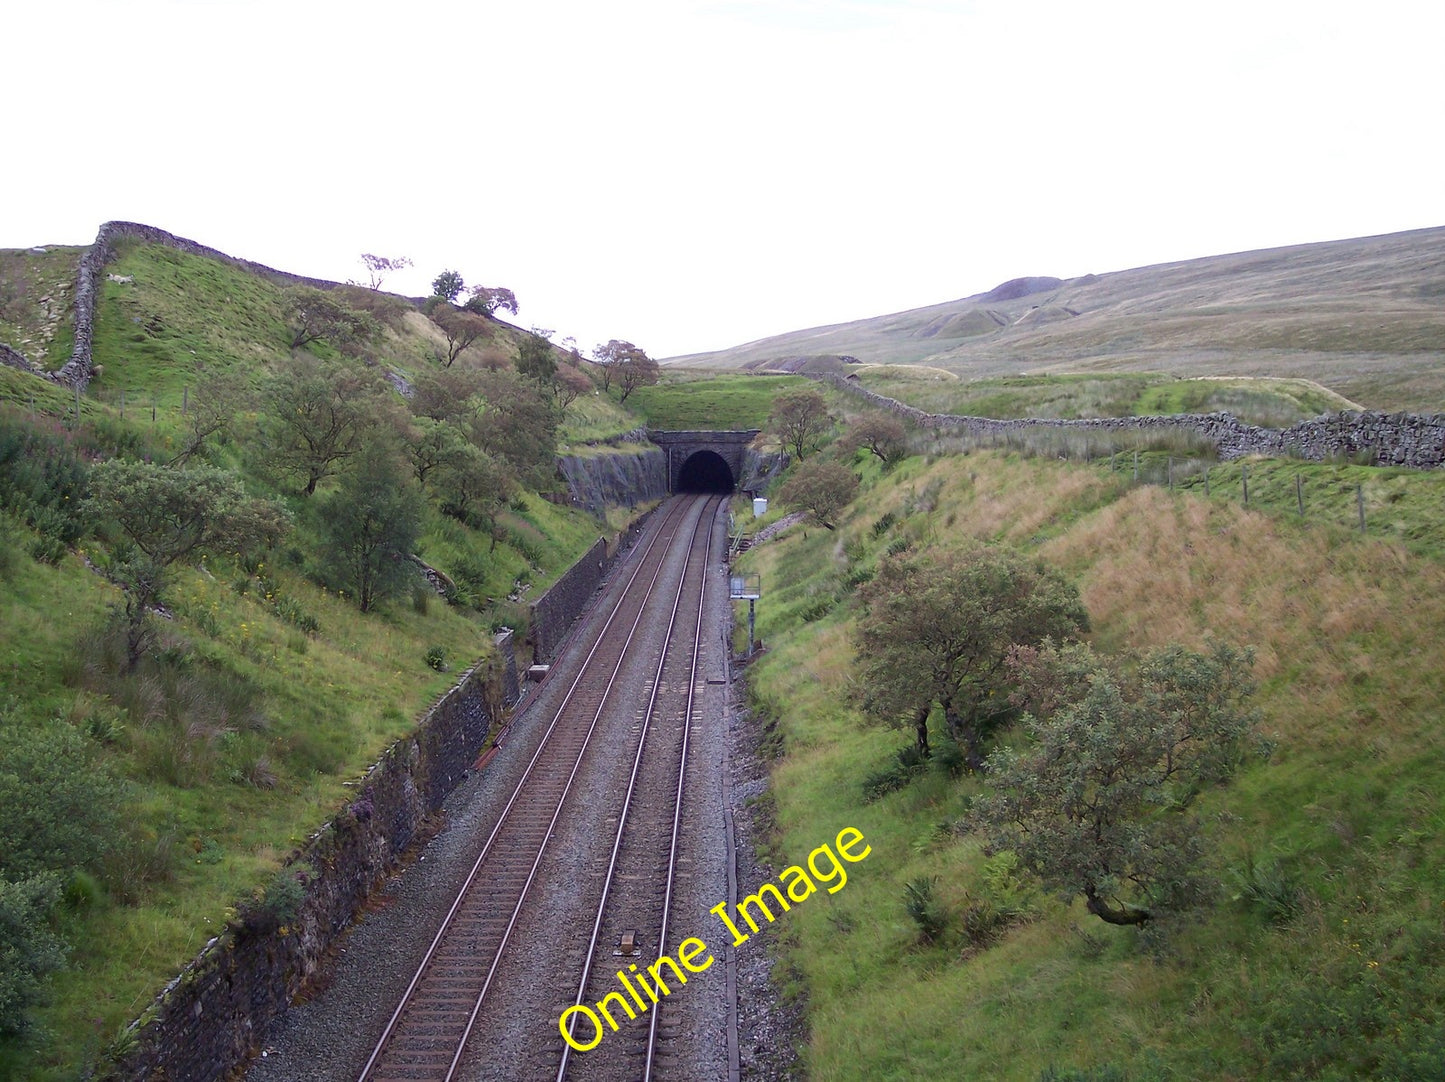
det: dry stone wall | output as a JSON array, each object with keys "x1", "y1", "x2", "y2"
[
  {"x1": 5, "y1": 220, "x2": 364, "y2": 390},
  {"x1": 103, "y1": 632, "x2": 516, "y2": 1082},
  {"x1": 819, "y1": 374, "x2": 1445, "y2": 469}
]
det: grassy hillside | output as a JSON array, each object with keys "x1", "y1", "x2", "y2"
[
  {"x1": 732, "y1": 447, "x2": 1445, "y2": 1080},
  {"x1": 625, "y1": 368, "x2": 806, "y2": 429},
  {"x1": 853, "y1": 368, "x2": 1361, "y2": 428},
  {"x1": 0, "y1": 238, "x2": 650, "y2": 1078},
  {"x1": 0, "y1": 246, "x2": 82, "y2": 371},
  {"x1": 669, "y1": 227, "x2": 1445, "y2": 412}
]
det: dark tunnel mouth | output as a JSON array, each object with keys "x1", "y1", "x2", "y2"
[{"x1": 676, "y1": 450, "x2": 736, "y2": 493}]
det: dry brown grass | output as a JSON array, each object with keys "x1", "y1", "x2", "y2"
[{"x1": 1040, "y1": 484, "x2": 1445, "y2": 751}]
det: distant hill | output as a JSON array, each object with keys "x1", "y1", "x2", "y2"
[{"x1": 666, "y1": 227, "x2": 1445, "y2": 412}]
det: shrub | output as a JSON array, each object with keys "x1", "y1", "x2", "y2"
[
  {"x1": 1230, "y1": 852, "x2": 1305, "y2": 924},
  {"x1": 425, "y1": 645, "x2": 448, "y2": 672},
  {"x1": 0, "y1": 873, "x2": 67, "y2": 1035},
  {"x1": 863, "y1": 744, "x2": 928, "y2": 801},
  {"x1": 902, "y1": 876, "x2": 948, "y2": 945},
  {"x1": 0, "y1": 715, "x2": 123, "y2": 881}
]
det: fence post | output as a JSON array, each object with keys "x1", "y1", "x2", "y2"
[
  {"x1": 1296, "y1": 473, "x2": 1304, "y2": 516},
  {"x1": 1242, "y1": 463, "x2": 1249, "y2": 507},
  {"x1": 120, "y1": 388, "x2": 125, "y2": 419},
  {"x1": 1357, "y1": 484, "x2": 1366, "y2": 534},
  {"x1": 1133, "y1": 450, "x2": 1139, "y2": 481},
  {"x1": 182, "y1": 386, "x2": 189, "y2": 416},
  {"x1": 1168, "y1": 456, "x2": 1174, "y2": 490}
]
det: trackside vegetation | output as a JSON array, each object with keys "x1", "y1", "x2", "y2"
[
  {"x1": 737, "y1": 434, "x2": 1445, "y2": 1079},
  {"x1": 0, "y1": 239, "x2": 671, "y2": 1078}
]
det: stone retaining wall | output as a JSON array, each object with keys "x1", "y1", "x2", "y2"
[
  {"x1": 556, "y1": 445, "x2": 668, "y2": 513},
  {"x1": 818, "y1": 374, "x2": 1445, "y2": 469},
  {"x1": 103, "y1": 631, "x2": 516, "y2": 1082},
  {"x1": 527, "y1": 513, "x2": 652, "y2": 663}
]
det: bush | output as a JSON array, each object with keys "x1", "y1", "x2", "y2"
[
  {"x1": 902, "y1": 876, "x2": 948, "y2": 945},
  {"x1": 1230, "y1": 851, "x2": 1305, "y2": 924},
  {"x1": 0, "y1": 715, "x2": 123, "y2": 882},
  {"x1": 0, "y1": 873, "x2": 67, "y2": 1035},
  {"x1": 425, "y1": 645, "x2": 448, "y2": 672},
  {"x1": 862, "y1": 744, "x2": 928, "y2": 801}
]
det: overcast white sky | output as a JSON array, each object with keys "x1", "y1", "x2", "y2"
[{"x1": 5, "y1": 0, "x2": 1442, "y2": 358}]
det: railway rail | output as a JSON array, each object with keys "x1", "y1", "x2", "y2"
[
  {"x1": 554, "y1": 494, "x2": 717, "y2": 1082},
  {"x1": 357, "y1": 494, "x2": 724, "y2": 1082}
]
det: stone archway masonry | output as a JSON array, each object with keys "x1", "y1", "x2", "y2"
[
  {"x1": 814, "y1": 374, "x2": 1445, "y2": 470},
  {"x1": 649, "y1": 429, "x2": 761, "y2": 491}
]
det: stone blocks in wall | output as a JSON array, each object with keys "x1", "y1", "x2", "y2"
[{"x1": 817, "y1": 374, "x2": 1445, "y2": 470}]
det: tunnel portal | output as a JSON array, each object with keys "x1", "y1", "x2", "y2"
[{"x1": 676, "y1": 450, "x2": 736, "y2": 493}]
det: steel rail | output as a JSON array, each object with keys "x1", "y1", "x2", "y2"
[
  {"x1": 554, "y1": 494, "x2": 719, "y2": 1081},
  {"x1": 357, "y1": 498, "x2": 698, "y2": 1082},
  {"x1": 641, "y1": 497, "x2": 715, "y2": 1082}
]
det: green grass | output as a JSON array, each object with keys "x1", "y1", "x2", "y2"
[
  {"x1": 857, "y1": 369, "x2": 1360, "y2": 427},
  {"x1": 0, "y1": 246, "x2": 83, "y2": 371},
  {"x1": 0, "y1": 362, "x2": 613, "y2": 1077},
  {"x1": 558, "y1": 385, "x2": 640, "y2": 444},
  {"x1": 733, "y1": 446, "x2": 1445, "y2": 1080},
  {"x1": 625, "y1": 370, "x2": 805, "y2": 429},
  {"x1": 1175, "y1": 458, "x2": 1445, "y2": 559}
]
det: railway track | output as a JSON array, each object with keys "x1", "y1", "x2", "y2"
[
  {"x1": 554, "y1": 494, "x2": 717, "y2": 1082},
  {"x1": 357, "y1": 495, "x2": 724, "y2": 1082}
]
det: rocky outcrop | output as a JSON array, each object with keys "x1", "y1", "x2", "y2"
[{"x1": 556, "y1": 445, "x2": 668, "y2": 514}]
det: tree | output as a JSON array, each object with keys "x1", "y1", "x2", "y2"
[
  {"x1": 472, "y1": 369, "x2": 560, "y2": 484},
  {"x1": 436, "y1": 444, "x2": 510, "y2": 540},
  {"x1": 770, "y1": 387, "x2": 833, "y2": 461},
  {"x1": 592, "y1": 339, "x2": 646, "y2": 393},
  {"x1": 515, "y1": 328, "x2": 558, "y2": 389},
  {"x1": 357, "y1": 252, "x2": 412, "y2": 291},
  {"x1": 431, "y1": 269, "x2": 465, "y2": 302},
  {"x1": 409, "y1": 366, "x2": 484, "y2": 425},
  {"x1": 170, "y1": 366, "x2": 245, "y2": 466},
  {"x1": 463, "y1": 285, "x2": 519, "y2": 317},
  {"x1": 555, "y1": 363, "x2": 594, "y2": 409},
  {"x1": 843, "y1": 411, "x2": 907, "y2": 464},
  {"x1": 259, "y1": 355, "x2": 390, "y2": 496},
  {"x1": 973, "y1": 641, "x2": 1264, "y2": 926},
  {"x1": 402, "y1": 417, "x2": 473, "y2": 487},
  {"x1": 317, "y1": 443, "x2": 424, "y2": 612},
  {"x1": 854, "y1": 546, "x2": 1089, "y2": 767},
  {"x1": 617, "y1": 350, "x2": 660, "y2": 403},
  {"x1": 284, "y1": 287, "x2": 379, "y2": 351},
  {"x1": 776, "y1": 459, "x2": 858, "y2": 529},
  {"x1": 432, "y1": 307, "x2": 490, "y2": 367},
  {"x1": 86, "y1": 461, "x2": 288, "y2": 668}
]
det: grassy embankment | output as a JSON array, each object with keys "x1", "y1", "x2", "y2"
[
  {"x1": 731, "y1": 448, "x2": 1445, "y2": 1080},
  {"x1": 0, "y1": 242, "x2": 632, "y2": 1078},
  {"x1": 854, "y1": 367, "x2": 1361, "y2": 428},
  {"x1": 627, "y1": 368, "x2": 805, "y2": 429}
]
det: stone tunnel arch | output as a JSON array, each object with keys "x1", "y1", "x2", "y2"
[
  {"x1": 676, "y1": 450, "x2": 735, "y2": 493},
  {"x1": 650, "y1": 429, "x2": 760, "y2": 494}
]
